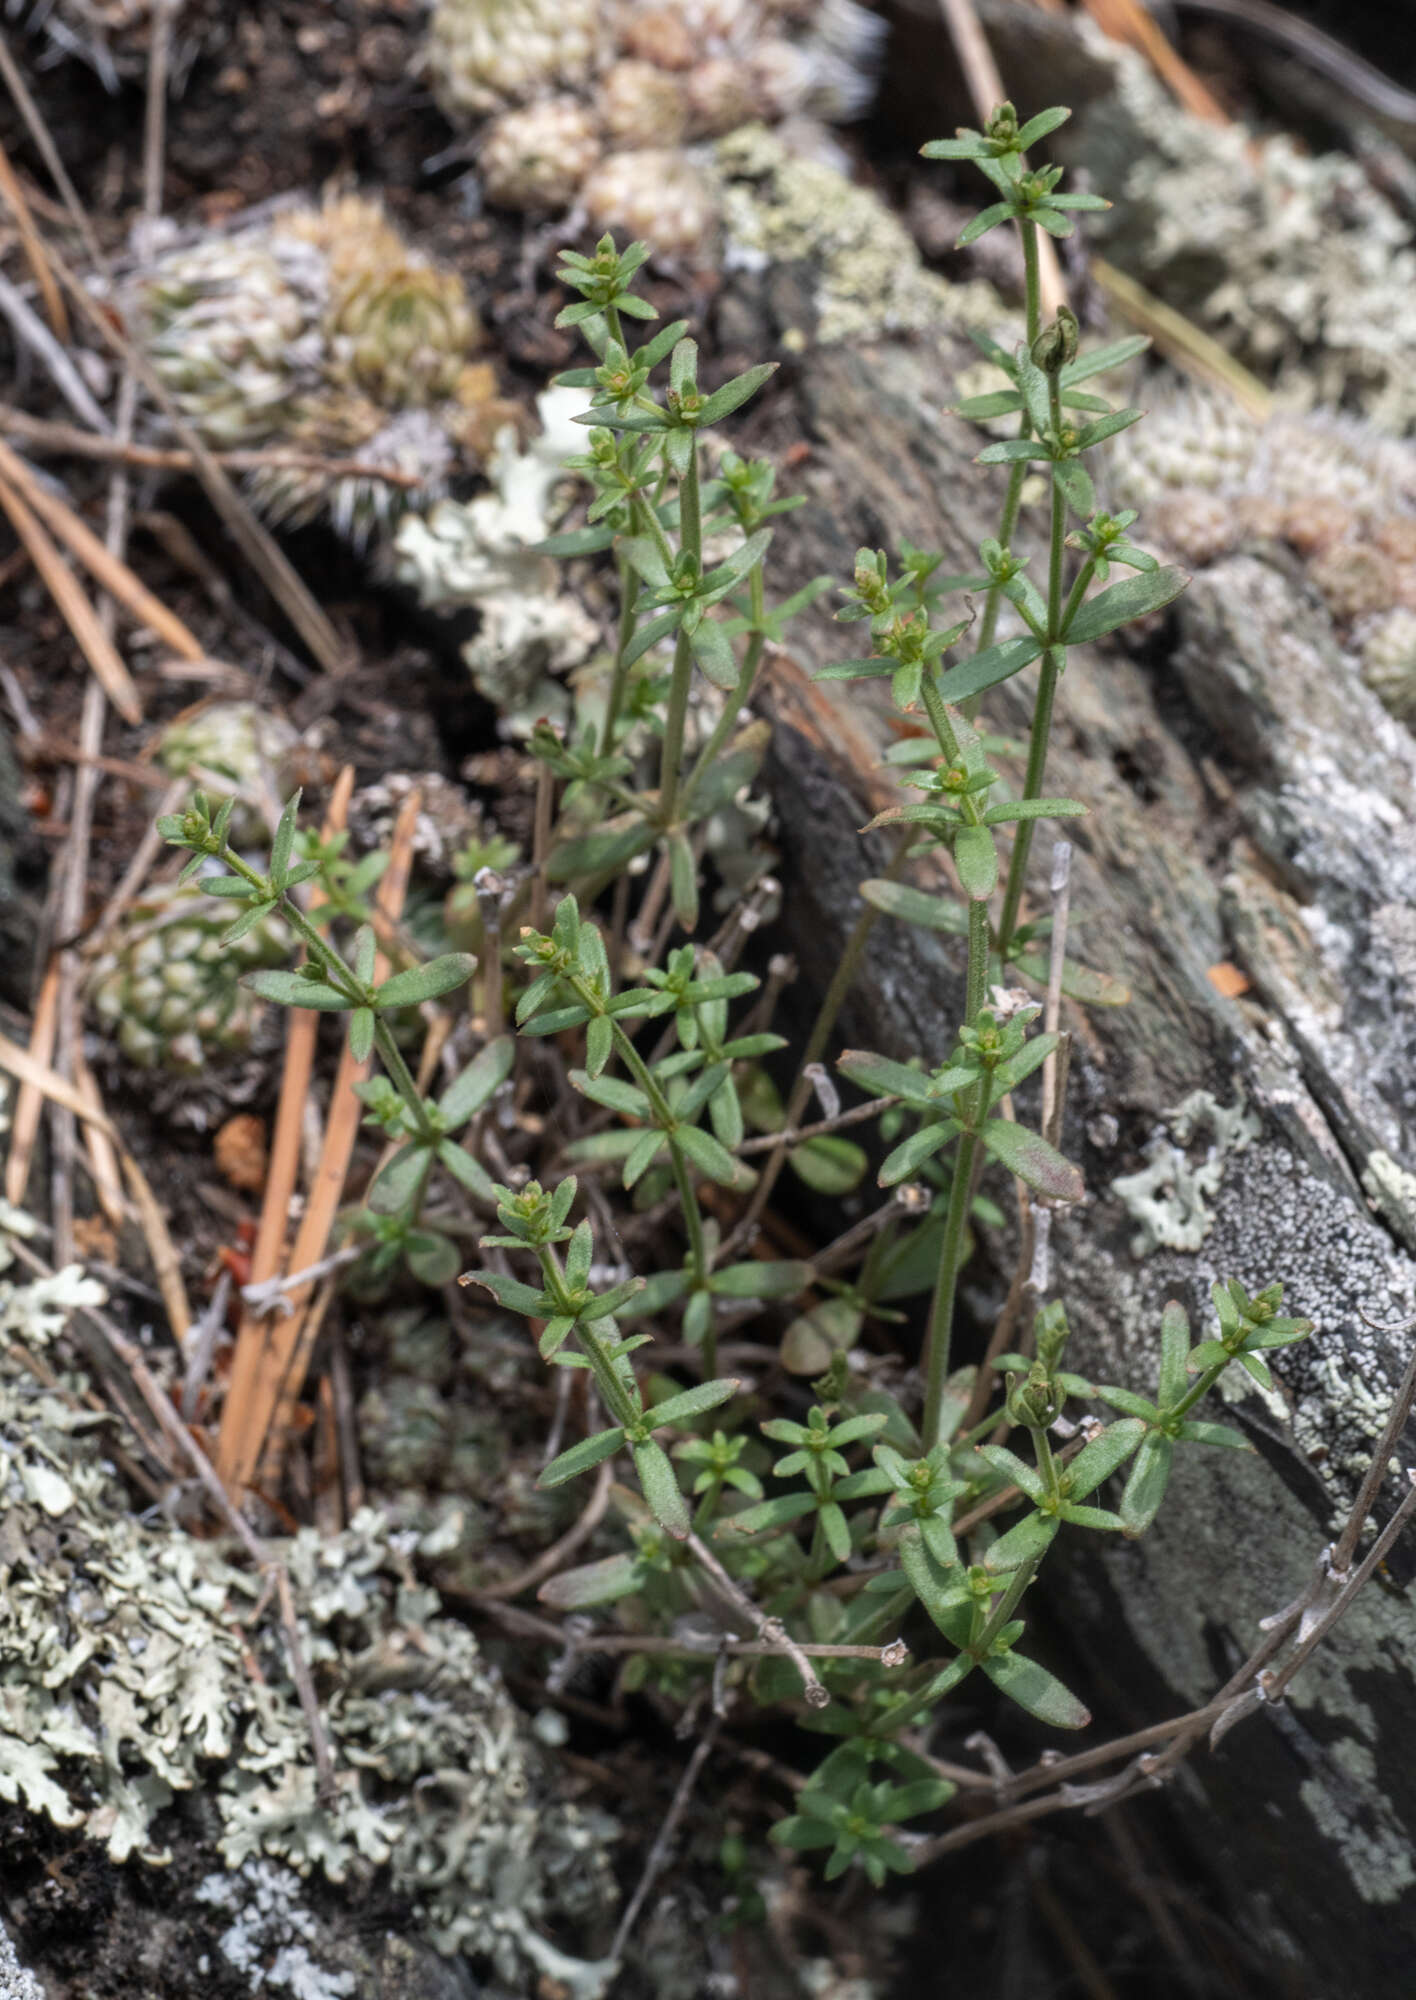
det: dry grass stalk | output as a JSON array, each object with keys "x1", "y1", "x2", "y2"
[
  {"x1": 0, "y1": 474, "x2": 144, "y2": 723},
  {"x1": 0, "y1": 404, "x2": 423, "y2": 489},
  {"x1": 217, "y1": 769, "x2": 354, "y2": 1489},
  {"x1": 1093, "y1": 258, "x2": 1273, "y2": 418},
  {"x1": 0, "y1": 134, "x2": 67, "y2": 339},
  {"x1": 0, "y1": 437, "x2": 204, "y2": 661},
  {"x1": 0, "y1": 1025, "x2": 116, "y2": 1132},
  {"x1": 38, "y1": 228, "x2": 349, "y2": 676},
  {"x1": 70, "y1": 1041, "x2": 127, "y2": 1229},
  {"x1": 3, "y1": 958, "x2": 59, "y2": 1205},
  {"x1": 117, "y1": 1140, "x2": 191, "y2": 1341},
  {"x1": 1079, "y1": 0, "x2": 1230, "y2": 124},
  {"x1": 936, "y1": 0, "x2": 1068, "y2": 317},
  {"x1": 217, "y1": 786, "x2": 421, "y2": 1497}
]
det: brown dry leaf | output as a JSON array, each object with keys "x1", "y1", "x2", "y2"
[
  {"x1": 1207, "y1": 961, "x2": 1251, "y2": 999},
  {"x1": 214, "y1": 1113, "x2": 269, "y2": 1194}
]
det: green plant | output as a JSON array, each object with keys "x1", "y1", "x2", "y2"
[{"x1": 154, "y1": 106, "x2": 1315, "y2": 1894}]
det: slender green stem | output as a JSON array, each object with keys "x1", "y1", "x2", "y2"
[
  {"x1": 721, "y1": 828, "x2": 913, "y2": 1259},
  {"x1": 600, "y1": 548, "x2": 639, "y2": 758},
  {"x1": 1167, "y1": 1360, "x2": 1230, "y2": 1427},
  {"x1": 966, "y1": 900, "x2": 989, "y2": 1025},
  {"x1": 1020, "y1": 222, "x2": 1042, "y2": 347},
  {"x1": 967, "y1": 217, "x2": 1044, "y2": 694},
  {"x1": 1031, "y1": 1425, "x2": 1062, "y2": 1507},
  {"x1": 974, "y1": 1552, "x2": 1040, "y2": 1654},
  {"x1": 995, "y1": 654, "x2": 1059, "y2": 964},
  {"x1": 222, "y1": 842, "x2": 436, "y2": 1135},
  {"x1": 996, "y1": 450, "x2": 1068, "y2": 962},
  {"x1": 678, "y1": 562, "x2": 766, "y2": 817},
  {"x1": 921, "y1": 1128, "x2": 979, "y2": 1452},
  {"x1": 541, "y1": 1242, "x2": 639, "y2": 1429},
  {"x1": 657, "y1": 443, "x2": 701, "y2": 829}
]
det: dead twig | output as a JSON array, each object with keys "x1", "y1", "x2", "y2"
[
  {"x1": 0, "y1": 269, "x2": 107, "y2": 433},
  {"x1": 476, "y1": 1456, "x2": 615, "y2": 1601},
  {"x1": 0, "y1": 405, "x2": 424, "y2": 489},
  {"x1": 610, "y1": 1711, "x2": 724, "y2": 1967},
  {"x1": 0, "y1": 475, "x2": 143, "y2": 724}
]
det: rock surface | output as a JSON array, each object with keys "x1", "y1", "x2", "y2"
[{"x1": 738, "y1": 281, "x2": 1416, "y2": 1995}]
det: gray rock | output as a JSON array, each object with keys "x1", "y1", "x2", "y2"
[
  {"x1": 743, "y1": 287, "x2": 1416, "y2": 1995},
  {"x1": 0, "y1": 1919, "x2": 44, "y2": 2000}
]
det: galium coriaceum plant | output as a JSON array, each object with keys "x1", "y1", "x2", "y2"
[
  {"x1": 157, "y1": 789, "x2": 510, "y2": 1290},
  {"x1": 530, "y1": 233, "x2": 831, "y2": 920},
  {"x1": 149, "y1": 124, "x2": 1315, "y2": 1896}
]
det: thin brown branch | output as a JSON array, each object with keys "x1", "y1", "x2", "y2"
[{"x1": 0, "y1": 405, "x2": 423, "y2": 488}]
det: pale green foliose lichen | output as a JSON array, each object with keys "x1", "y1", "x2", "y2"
[
  {"x1": 1110, "y1": 1087, "x2": 1261, "y2": 1256},
  {"x1": 0, "y1": 1215, "x2": 619, "y2": 1991},
  {"x1": 715, "y1": 124, "x2": 1008, "y2": 346}
]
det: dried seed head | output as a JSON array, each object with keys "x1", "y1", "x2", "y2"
[
  {"x1": 480, "y1": 96, "x2": 603, "y2": 210},
  {"x1": 1148, "y1": 491, "x2": 1238, "y2": 568},
  {"x1": 426, "y1": 0, "x2": 608, "y2": 115},
  {"x1": 582, "y1": 146, "x2": 721, "y2": 257},
  {"x1": 1281, "y1": 496, "x2": 1356, "y2": 558},
  {"x1": 684, "y1": 55, "x2": 762, "y2": 137},
  {"x1": 1310, "y1": 540, "x2": 1394, "y2": 624},
  {"x1": 600, "y1": 57, "x2": 689, "y2": 147},
  {"x1": 1360, "y1": 606, "x2": 1416, "y2": 720}
]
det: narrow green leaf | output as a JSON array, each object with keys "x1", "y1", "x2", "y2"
[
  {"x1": 633, "y1": 1439, "x2": 690, "y2": 1537},
  {"x1": 647, "y1": 1377, "x2": 740, "y2": 1429},
  {"x1": 538, "y1": 1552, "x2": 645, "y2": 1609},
  {"x1": 244, "y1": 971, "x2": 352, "y2": 1010},
  {"x1": 374, "y1": 953, "x2": 475, "y2": 1009},
  {"x1": 436, "y1": 1140, "x2": 496, "y2": 1204},
  {"x1": 788, "y1": 1135, "x2": 867, "y2": 1195},
  {"x1": 934, "y1": 637, "x2": 1042, "y2": 705},
  {"x1": 980, "y1": 1120, "x2": 1084, "y2": 1201},
  {"x1": 349, "y1": 1008, "x2": 374, "y2": 1063},
  {"x1": 1066, "y1": 1418, "x2": 1146, "y2": 1499},
  {"x1": 668, "y1": 831, "x2": 699, "y2": 928},
  {"x1": 953, "y1": 823, "x2": 998, "y2": 902},
  {"x1": 982, "y1": 797, "x2": 1087, "y2": 825},
  {"x1": 675, "y1": 1122, "x2": 747, "y2": 1188},
  {"x1": 859, "y1": 879, "x2": 969, "y2": 935},
  {"x1": 1120, "y1": 1431, "x2": 1174, "y2": 1535},
  {"x1": 981, "y1": 1650, "x2": 1090, "y2": 1728},
  {"x1": 437, "y1": 1036, "x2": 515, "y2": 1126},
  {"x1": 1012, "y1": 951, "x2": 1131, "y2": 1006},
  {"x1": 539, "y1": 1427, "x2": 626, "y2": 1488},
  {"x1": 1062, "y1": 567, "x2": 1187, "y2": 647},
  {"x1": 837, "y1": 1048, "x2": 936, "y2": 1106},
  {"x1": 367, "y1": 1142, "x2": 431, "y2": 1215},
  {"x1": 985, "y1": 1510, "x2": 1060, "y2": 1570},
  {"x1": 547, "y1": 821, "x2": 657, "y2": 881},
  {"x1": 699, "y1": 362, "x2": 777, "y2": 424},
  {"x1": 879, "y1": 1123, "x2": 954, "y2": 1187}
]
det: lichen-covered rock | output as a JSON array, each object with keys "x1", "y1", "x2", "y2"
[
  {"x1": 424, "y1": 0, "x2": 884, "y2": 249},
  {"x1": 1360, "y1": 607, "x2": 1416, "y2": 720},
  {"x1": 0, "y1": 1245, "x2": 618, "y2": 1987},
  {"x1": 715, "y1": 123, "x2": 1007, "y2": 345},
  {"x1": 392, "y1": 386, "x2": 599, "y2": 732},
  {"x1": 1060, "y1": 27, "x2": 1416, "y2": 435},
  {"x1": 85, "y1": 880, "x2": 290, "y2": 1074},
  {"x1": 726, "y1": 290, "x2": 1416, "y2": 1991},
  {"x1": 132, "y1": 195, "x2": 490, "y2": 544},
  {"x1": 0, "y1": 1918, "x2": 43, "y2": 2000},
  {"x1": 155, "y1": 701, "x2": 299, "y2": 846}
]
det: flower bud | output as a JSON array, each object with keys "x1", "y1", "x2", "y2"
[{"x1": 1031, "y1": 306, "x2": 1079, "y2": 377}]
